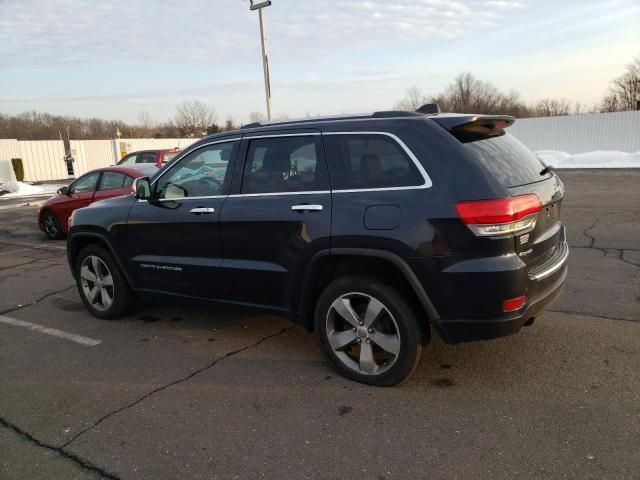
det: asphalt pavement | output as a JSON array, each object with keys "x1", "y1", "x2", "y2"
[{"x1": 0, "y1": 170, "x2": 638, "y2": 480}]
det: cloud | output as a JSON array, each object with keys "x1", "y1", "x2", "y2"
[{"x1": 0, "y1": 0, "x2": 524, "y2": 65}]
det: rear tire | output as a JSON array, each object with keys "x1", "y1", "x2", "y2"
[
  {"x1": 315, "y1": 276, "x2": 423, "y2": 386},
  {"x1": 42, "y1": 211, "x2": 64, "y2": 240},
  {"x1": 75, "y1": 244, "x2": 133, "y2": 319}
]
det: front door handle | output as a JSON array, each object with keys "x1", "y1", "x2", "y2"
[
  {"x1": 291, "y1": 204, "x2": 323, "y2": 212},
  {"x1": 190, "y1": 207, "x2": 215, "y2": 215}
]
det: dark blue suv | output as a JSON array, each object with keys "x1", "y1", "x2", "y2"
[{"x1": 67, "y1": 110, "x2": 568, "y2": 385}]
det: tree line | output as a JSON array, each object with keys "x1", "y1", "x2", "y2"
[
  {"x1": 1, "y1": 55, "x2": 637, "y2": 141},
  {"x1": 0, "y1": 100, "x2": 240, "y2": 141},
  {"x1": 394, "y1": 55, "x2": 639, "y2": 117}
]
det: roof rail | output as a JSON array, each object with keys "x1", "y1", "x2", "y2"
[
  {"x1": 371, "y1": 110, "x2": 424, "y2": 118},
  {"x1": 240, "y1": 111, "x2": 433, "y2": 129}
]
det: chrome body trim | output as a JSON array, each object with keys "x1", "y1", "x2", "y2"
[
  {"x1": 528, "y1": 242, "x2": 569, "y2": 281},
  {"x1": 190, "y1": 207, "x2": 215, "y2": 214},
  {"x1": 146, "y1": 131, "x2": 433, "y2": 200},
  {"x1": 291, "y1": 204, "x2": 323, "y2": 211}
]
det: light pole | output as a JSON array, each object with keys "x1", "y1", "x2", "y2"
[{"x1": 250, "y1": 0, "x2": 272, "y2": 121}]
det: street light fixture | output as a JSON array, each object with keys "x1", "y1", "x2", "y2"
[{"x1": 249, "y1": 0, "x2": 273, "y2": 121}]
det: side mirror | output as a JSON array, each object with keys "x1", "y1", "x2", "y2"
[
  {"x1": 134, "y1": 177, "x2": 152, "y2": 200},
  {"x1": 57, "y1": 186, "x2": 69, "y2": 195}
]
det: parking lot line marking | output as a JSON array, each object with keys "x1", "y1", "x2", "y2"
[
  {"x1": 0, "y1": 315, "x2": 101, "y2": 347},
  {"x1": 0, "y1": 240, "x2": 66, "y2": 251}
]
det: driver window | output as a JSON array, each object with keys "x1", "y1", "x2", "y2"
[
  {"x1": 69, "y1": 172, "x2": 101, "y2": 194},
  {"x1": 155, "y1": 142, "x2": 234, "y2": 199}
]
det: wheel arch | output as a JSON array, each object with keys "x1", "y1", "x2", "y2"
[
  {"x1": 67, "y1": 231, "x2": 133, "y2": 288},
  {"x1": 39, "y1": 207, "x2": 58, "y2": 226},
  {"x1": 295, "y1": 248, "x2": 441, "y2": 337}
]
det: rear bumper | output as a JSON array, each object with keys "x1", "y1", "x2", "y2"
[
  {"x1": 435, "y1": 262, "x2": 567, "y2": 343},
  {"x1": 406, "y1": 226, "x2": 570, "y2": 344}
]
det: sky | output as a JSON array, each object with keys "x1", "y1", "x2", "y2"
[{"x1": 1, "y1": 0, "x2": 639, "y2": 124}]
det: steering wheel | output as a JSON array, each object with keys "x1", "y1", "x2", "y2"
[{"x1": 196, "y1": 176, "x2": 223, "y2": 195}]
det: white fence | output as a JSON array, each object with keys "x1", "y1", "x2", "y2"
[
  {"x1": 510, "y1": 110, "x2": 640, "y2": 154},
  {"x1": 0, "y1": 137, "x2": 200, "y2": 183},
  {"x1": 1, "y1": 111, "x2": 639, "y2": 183}
]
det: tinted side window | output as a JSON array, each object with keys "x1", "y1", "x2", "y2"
[
  {"x1": 99, "y1": 172, "x2": 126, "y2": 190},
  {"x1": 123, "y1": 175, "x2": 135, "y2": 188},
  {"x1": 323, "y1": 134, "x2": 423, "y2": 190},
  {"x1": 155, "y1": 142, "x2": 235, "y2": 199},
  {"x1": 69, "y1": 172, "x2": 101, "y2": 194},
  {"x1": 241, "y1": 136, "x2": 327, "y2": 194}
]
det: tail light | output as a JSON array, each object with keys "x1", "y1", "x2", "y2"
[
  {"x1": 503, "y1": 295, "x2": 527, "y2": 312},
  {"x1": 455, "y1": 194, "x2": 541, "y2": 237}
]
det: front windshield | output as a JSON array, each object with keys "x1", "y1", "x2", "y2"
[{"x1": 118, "y1": 154, "x2": 136, "y2": 166}]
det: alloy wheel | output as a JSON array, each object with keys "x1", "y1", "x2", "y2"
[
  {"x1": 43, "y1": 213, "x2": 59, "y2": 238},
  {"x1": 80, "y1": 255, "x2": 114, "y2": 312},
  {"x1": 326, "y1": 292, "x2": 401, "y2": 376}
]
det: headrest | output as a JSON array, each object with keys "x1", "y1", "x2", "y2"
[{"x1": 262, "y1": 147, "x2": 290, "y2": 173}]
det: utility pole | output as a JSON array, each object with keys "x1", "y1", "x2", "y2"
[{"x1": 249, "y1": 1, "x2": 273, "y2": 121}]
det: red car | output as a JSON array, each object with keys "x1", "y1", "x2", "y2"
[
  {"x1": 38, "y1": 165, "x2": 158, "y2": 239},
  {"x1": 116, "y1": 148, "x2": 181, "y2": 168}
]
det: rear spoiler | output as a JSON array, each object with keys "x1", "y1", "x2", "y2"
[{"x1": 432, "y1": 115, "x2": 516, "y2": 130}]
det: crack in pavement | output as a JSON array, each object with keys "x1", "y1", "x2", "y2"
[
  {"x1": 582, "y1": 220, "x2": 598, "y2": 248},
  {"x1": 0, "y1": 417, "x2": 121, "y2": 480},
  {"x1": 0, "y1": 238, "x2": 67, "y2": 252},
  {"x1": 568, "y1": 245, "x2": 640, "y2": 268},
  {"x1": 619, "y1": 250, "x2": 640, "y2": 268},
  {"x1": 548, "y1": 309, "x2": 639, "y2": 323},
  {"x1": 0, "y1": 256, "x2": 46, "y2": 271},
  {"x1": 61, "y1": 324, "x2": 296, "y2": 449},
  {"x1": 0, "y1": 257, "x2": 65, "y2": 274},
  {"x1": 0, "y1": 285, "x2": 76, "y2": 315}
]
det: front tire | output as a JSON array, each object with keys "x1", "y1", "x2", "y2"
[
  {"x1": 75, "y1": 245, "x2": 133, "y2": 319},
  {"x1": 315, "y1": 276, "x2": 423, "y2": 386},
  {"x1": 42, "y1": 211, "x2": 64, "y2": 240}
]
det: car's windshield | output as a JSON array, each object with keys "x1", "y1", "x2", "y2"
[{"x1": 117, "y1": 154, "x2": 136, "y2": 166}]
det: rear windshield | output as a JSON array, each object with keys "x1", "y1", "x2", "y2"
[{"x1": 455, "y1": 131, "x2": 550, "y2": 187}]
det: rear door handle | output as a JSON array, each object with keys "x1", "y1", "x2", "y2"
[
  {"x1": 190, "y1": 207, "x2": 215, "y2": 215},
  {"x1": 291, "y1": 204, "x2": 323, "y2": 212}
]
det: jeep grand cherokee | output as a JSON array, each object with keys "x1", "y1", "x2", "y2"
[{"x1": 67, "y1": 109, "x2": 568, "y2": 386}]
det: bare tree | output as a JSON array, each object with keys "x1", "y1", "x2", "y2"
[
  {"x1": 534, "y1": 98, "x2": 572, "y2": 117},
  {"x1": 446, "y1": 72, "x2": 476, "y2": 113},
  {"x1": 175, "y1": 100, "x2": 216, "y2": 136},
  {"x1": 393, "y1": 86, "x2": 431, "y2": 111},
  {"x1": 573, "y1": 102, "x2": 584, "y2": 115},
  {"x1": 222, "y1": 116, "x2": 238, "y2": 132},
  {"x1": 600, "y1": 55, "x2": 640, "y2": 112},
  {"x1": 138, "y1": 111, "x2": 154, "y2": 129},
  {"x1": 441, "y1": 72, "x2": 531, "y2": 116},
  {"x1": 249, "y1": 111, "x2": 266, "y2": 123}
]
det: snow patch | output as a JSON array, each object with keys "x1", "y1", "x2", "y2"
[
  {"x1": 536, "y1": 150, "x2": 640, "y2": 169},
  {"x1": 0, "y1": 181, "x2": 44, "y2": 197}
]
